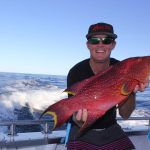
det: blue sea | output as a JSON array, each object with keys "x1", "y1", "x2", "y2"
[{"x1": 0, "y1": 72, "x2": 150, "y2": 132}]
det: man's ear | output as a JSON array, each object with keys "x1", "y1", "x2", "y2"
[
  {"x1": 112, "y1": 41, "x2": 116, "y2": 50},
  {"x1": 86, "y1": 41, "x2": 90, "y2": 50}
]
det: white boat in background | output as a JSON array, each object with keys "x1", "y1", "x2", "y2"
[{"x1": 0, "y1": 117, "x2": 150, "y2": 150}]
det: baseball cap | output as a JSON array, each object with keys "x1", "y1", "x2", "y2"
[{"x1": 86, "y1": 23, "x2": 117, "y2": 39}]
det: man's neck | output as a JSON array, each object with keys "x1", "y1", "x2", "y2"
[{"x1": 89, "y1": 59, "x2": 110, "y2": 75}]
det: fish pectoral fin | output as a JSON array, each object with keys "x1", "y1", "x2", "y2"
[{"x1": 121, "y1": 82, "x2": 132, "y2": 96}]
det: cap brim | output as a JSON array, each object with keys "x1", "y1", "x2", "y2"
[{"x1": 86, "y1": 32, "x2": 117, "y2": 39}]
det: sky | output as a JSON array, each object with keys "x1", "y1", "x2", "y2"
[{"x1": 0, "y1": 0, "x2": 150, "y2": 76}]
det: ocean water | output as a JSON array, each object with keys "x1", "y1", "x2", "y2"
[{"x1": 0, "y1": 72, "x2": 150, "y2": 132}]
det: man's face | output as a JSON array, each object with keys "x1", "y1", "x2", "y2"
[{"x1": 86, "y1": 34, "x2": 116, "y2": 63}]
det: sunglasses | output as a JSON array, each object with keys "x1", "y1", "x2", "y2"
[{"x1": 88, "y1": 37, "x2": 114, "y2": 45}]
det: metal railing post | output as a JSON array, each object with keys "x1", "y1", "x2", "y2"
[{"x1": 8, "y1": 123, "x2": 16, "y2": 142}]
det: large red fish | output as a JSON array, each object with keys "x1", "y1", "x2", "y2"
[{"x1": 40, "y1": 56, "x2": 150, "y2": 133}]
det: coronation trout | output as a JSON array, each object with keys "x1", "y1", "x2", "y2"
[{"x1": 40, "y1": 56, "x2": 150, "y2": 133}]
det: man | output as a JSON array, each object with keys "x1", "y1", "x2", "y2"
[{"x1": 67, "y1": 22, "x2": 148, "y2": 150}]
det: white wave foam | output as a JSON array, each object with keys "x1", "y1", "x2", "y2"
[{"x1": 0, "y1": 87, "x2": 68, "y2": 121}]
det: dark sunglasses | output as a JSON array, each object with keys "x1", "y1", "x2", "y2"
[{"x1": 88, "y1": 37, "x2": 114, "y2": 45}]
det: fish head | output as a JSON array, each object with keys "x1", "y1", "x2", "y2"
[
  {"x1": 127, "y1": 56, "x2": 150, "y2": 82},
  {"x1": 141, "y1": 56, "x2": 150, "y2": 80}
]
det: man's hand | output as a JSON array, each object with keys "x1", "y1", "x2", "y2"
[
  {"x1": 73, "y1": 109, "x2": 88, "y2": 127},
  {"x1": 134, "y1": 80, "x2": 149, "y2": 93},
  {"x1": 119, "y1": 80, "x2": 149, "y2": 119}
]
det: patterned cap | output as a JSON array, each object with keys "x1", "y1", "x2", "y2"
[{"x1": 86, "y1": 23, "x2": 117, "y2": 39}]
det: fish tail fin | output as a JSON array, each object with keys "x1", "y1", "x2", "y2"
[{"x1": 40, "y1": 98, "x2": 72, "y2": 130}]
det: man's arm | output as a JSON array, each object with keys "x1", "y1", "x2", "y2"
[
  {"x1": 119, "y1": 83, "x2": 149, "y2": 119},
  {"x1": 118, "y1": 93, "x2": 136, "y2": 119}
]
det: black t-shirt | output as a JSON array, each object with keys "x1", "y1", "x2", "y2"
[{"x1": 67, "y1": 58, "x2": 120, "y2": 129}]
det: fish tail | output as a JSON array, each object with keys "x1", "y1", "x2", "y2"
[{"x1": 40, "y1": 98, "x2": 73, "y2": 129}]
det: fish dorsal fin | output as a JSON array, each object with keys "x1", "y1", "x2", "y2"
[
  {"x1": 64, "y1": 66, "x2": 113, "y2": 95},
  {"x1": 64, "y1": 78, "x2": 90, "y2": 95}
]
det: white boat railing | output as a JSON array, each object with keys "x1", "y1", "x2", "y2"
[
  {"x1": 117, "y1": 117, "x2": 150, "y2": 136},
  {"x1": 117, "y1": 116, "x2": 150, "y2": 126},
  {"x1": 0, "y1": 119, "x2": 54, "y2": 136},
  {"x1": 0, "y1": 117, "x2": 149, "y2": 148},
  {"x1": 0, "y1": 117, "x2": 150, "y2": 136},
  {"x1": 0, "y1": 119, "x2": 66, "y2": 149},
  {"x1": 117, "y1": 116, "x2": 150, "y2": 121}
]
